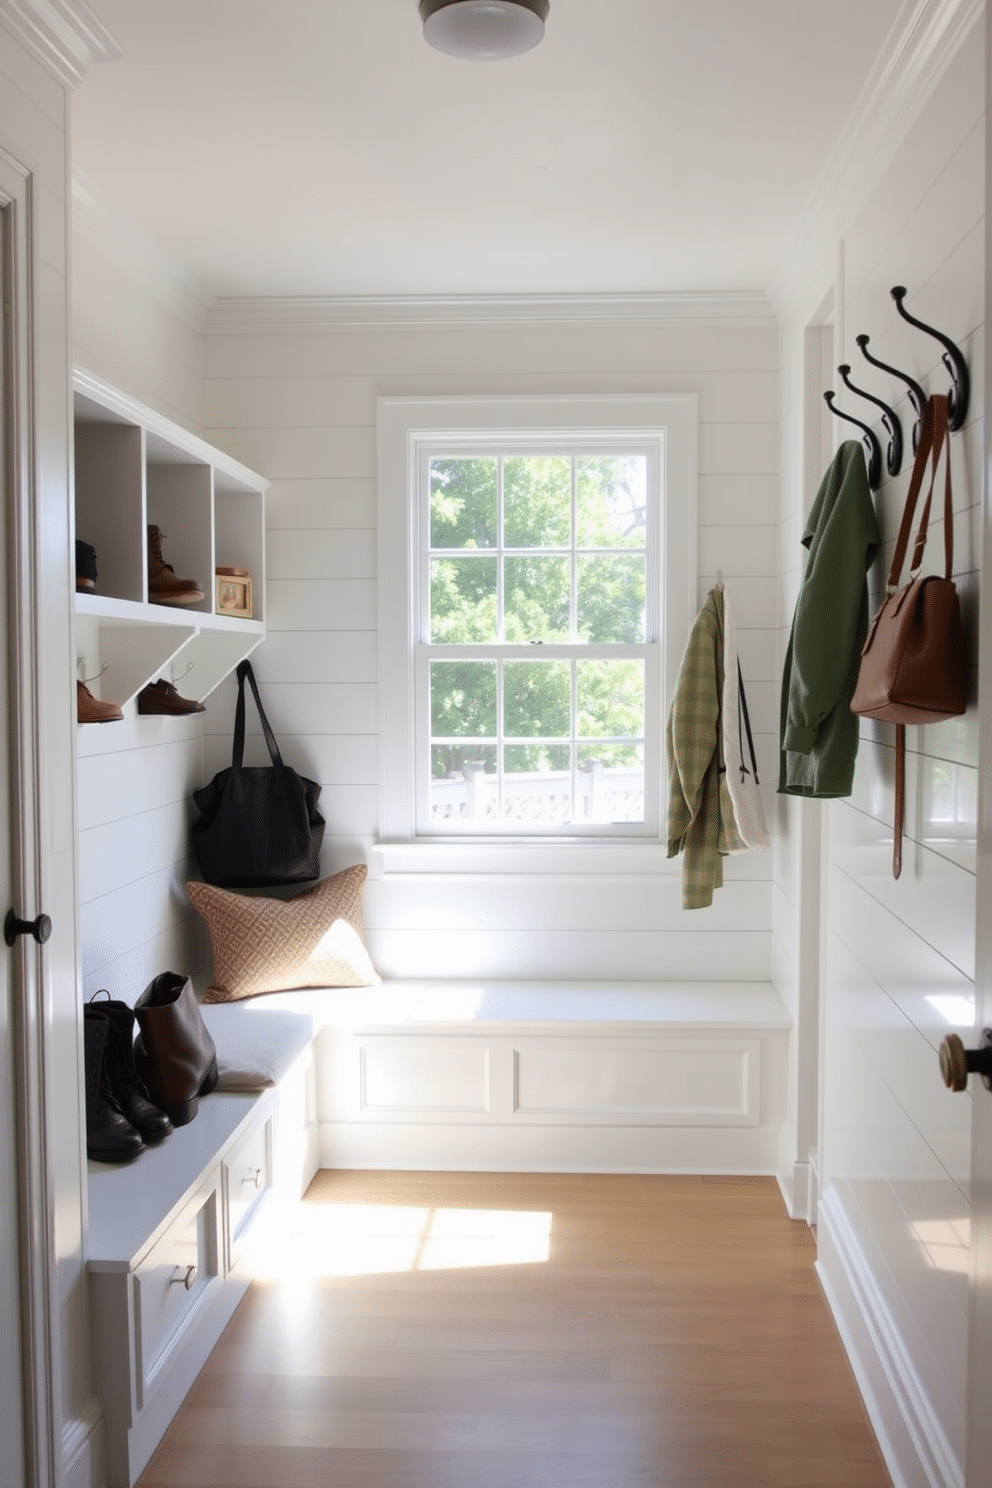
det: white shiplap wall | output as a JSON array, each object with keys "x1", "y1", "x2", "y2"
[
  {"x1": 775, "y1": 25, "x2": 984, "y2": 1488},
  {"x1": 200, "y1": 315, "x2": 779, "y2": 982},
  {"x1": 72, "y1": 172, "x2": 206, "y2": 437}
]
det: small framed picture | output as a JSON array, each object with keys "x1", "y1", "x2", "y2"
[{"x1": 216, "y1": 566, "x2": 253, "y2": 619}]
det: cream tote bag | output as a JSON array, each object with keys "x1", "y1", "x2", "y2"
[{"x1": 721, "y1": 583, "x2": 770, "y2": 852}]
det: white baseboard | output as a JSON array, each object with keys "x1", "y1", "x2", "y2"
[
  {"x1": 816, "y1": 1188, "x2": 963, "y2": 1488},
  {"x1": 775, "y1": 1124, "x2": 812, "y2": 1221},
  {"x1": 62, "y1": 1396, "x2": 105, "y2": 1488},
  {"x1": 319, "y1": 1120, "x2": 782, "y2": 1174},
  {"x1": 776, "y1": 1158, "x2": 812, "y2": 1220}
]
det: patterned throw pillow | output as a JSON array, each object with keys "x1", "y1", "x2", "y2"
[{"x1": 188, "y1": 865, "x2": 380, "y2": 1002}]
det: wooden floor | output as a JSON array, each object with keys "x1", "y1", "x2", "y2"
[{"x1": 139, "y1": 1171, "x2": 892, "y2": 1488}]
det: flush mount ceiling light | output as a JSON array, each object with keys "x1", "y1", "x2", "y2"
[{"x1": 419, "y1": 0, "x2": 550, "y2": 60}]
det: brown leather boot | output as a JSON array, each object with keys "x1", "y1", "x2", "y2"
[
  {"x1": 133, "y1": 972, "x2": 218, "y2": 1127},
  {"x1": 77, "y1": 680, "x2": 123, "y2": 723},
  {"x1": 147, "y1": 525, "x2": 205, "y2": 607},
  {"x1": 137, "y1": 678, "x2": 206, "y2": 715}
]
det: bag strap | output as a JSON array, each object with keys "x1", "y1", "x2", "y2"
[
  {"x1": 893, "y1": 724, "x2": 905, "y2": 880},
  {"x1": 887, "y1": 394, "x2": 953, "y2": 591},
  {"x1": 232, "y1": 659, "x2": 285, "y2": 772},
  {"x1": 737, "y1": 661, "x2": 760, "y2": 785}
]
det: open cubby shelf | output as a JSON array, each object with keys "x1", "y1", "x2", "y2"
[{"x1": 73, "y1": 371, "x2": 267, "y2": 706}]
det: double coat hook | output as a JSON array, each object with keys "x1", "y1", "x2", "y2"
[
  {"x1": 855, "y1": 333, "x2": 926, "y2": 453},
  {"x1": 837, "y1": 363, "x2": 902, "y2": 478},
  {"x1": 823, "y1": 390, "x2": 882, "y2": 489},
  {"x1": 891, "y1": 286, "x2": 969, "y2": 431}
]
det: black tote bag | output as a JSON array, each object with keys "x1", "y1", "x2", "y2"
[{"x1": 191, "y1": 660, "x2": 325, "y2": 888}]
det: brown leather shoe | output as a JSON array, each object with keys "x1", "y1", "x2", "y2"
[
  {"x1": 77, "y1": 680, "x2": 123, "y2": 724},
  {"x1": 137, "y1": 678, "x2": 206, "y2": 716},
  {"x1": 147, "y1": 525, "x2": 205, "y2": 607}
]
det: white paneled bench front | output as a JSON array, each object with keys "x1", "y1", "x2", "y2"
[
  {"x1": 245, "y1": 980, "x2": 791, "y2": 1175},
  {"x1": 86, "y1": 1004, "x2": 318, "y2": 1488}
]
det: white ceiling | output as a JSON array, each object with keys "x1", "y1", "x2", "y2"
[{"x1": 71, "y1": 0, "x2": 907, "y2": 304}]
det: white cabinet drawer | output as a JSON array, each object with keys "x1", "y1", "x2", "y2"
[
  {"x1": 133, "y1": 1178, "x2": 220, "y2": 1410},
  {"x1": 224, "y1": 1107, "x2": 273, "y2": 1265}
]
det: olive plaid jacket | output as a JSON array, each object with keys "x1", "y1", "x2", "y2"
[{"x1": 667, "y1": 586, "x2": 747, "y2": 909}]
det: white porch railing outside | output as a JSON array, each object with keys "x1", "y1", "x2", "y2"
[{"x1": 430, "y1": 760, "x2": 644, "y2": 825}]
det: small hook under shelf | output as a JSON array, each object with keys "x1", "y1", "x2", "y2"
[
  {"x1": 837, "y1": 363, "x2": 902, "y2": 478},
  {"x1": 890, "y1": 286, "x2": 969, "y2": 431},
  {"x1": 823, "y1": 392, "x2": 882, "y2": 490}
]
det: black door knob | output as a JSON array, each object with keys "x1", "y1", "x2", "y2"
[
  {"x1": 939, "y1": 1030, "x2": 992, "y2": 1092},
  {"x1": 4, "y1": 908, "x2": 52, "y2": 948}
]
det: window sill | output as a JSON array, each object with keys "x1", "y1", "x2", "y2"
[{"x1": 371, "y1": 839, "x2": 679, "y2": 877}]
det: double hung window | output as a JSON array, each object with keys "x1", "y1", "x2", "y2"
[{"x1": 378, "y1": 396, "x2": 696, "y2": 851}]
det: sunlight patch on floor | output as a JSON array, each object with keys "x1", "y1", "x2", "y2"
[{"x1": 244, "y1": 1201, "x2": 553, "y2": 1280}]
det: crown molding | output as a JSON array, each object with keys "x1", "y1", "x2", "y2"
[
  {"x1": 72, "y1": 167, "x2": 209, "y2": 332},
  {"x1": 0, "y1": 0, "x2": 121, "y2": 88},
  {"x1": 204, "y1": 291, "x2": 776, "y2": 335},
  {"x1": 771, "y1": 0, "x2": 984, "y2": 314}
]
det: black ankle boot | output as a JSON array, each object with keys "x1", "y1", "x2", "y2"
[
  {"x1": 83, "y1": 1007, "x2": 145, "y2": 1163},
  {"x1": 90, "y1": 993, "x2": 173, "y2": 1145}
]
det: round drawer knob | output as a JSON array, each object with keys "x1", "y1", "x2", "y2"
[
  {"x1": 243, "y1": 1167, "x2": 263, "y2": 1190},
  {"x1": 171, "y1": 1264, "x2": 197, "y2": 1291}
]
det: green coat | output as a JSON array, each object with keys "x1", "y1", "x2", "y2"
[{"x1": 779, "y1": 441, "x2": 880, "y2": 798}]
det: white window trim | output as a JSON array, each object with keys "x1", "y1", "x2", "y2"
[{"x1": 376, "y1": 394, "x2": 697, "y2": 873}]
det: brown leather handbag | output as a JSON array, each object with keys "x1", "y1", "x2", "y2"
[{"x1": 850, "y1": 394, "x2": 967, "y2": 878}]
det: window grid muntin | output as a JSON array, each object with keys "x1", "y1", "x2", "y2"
[
  {"x1": 427, "y1": 450, "x2": 649, "y2": 647},
  {"x1": 418, "y1": 437, "x2": 659, "y2": 838}
]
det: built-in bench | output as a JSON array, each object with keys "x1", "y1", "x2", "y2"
[
  {"x1": 247, "y1": 978, "x2": 791, "y2": 1176},
  {"x1": 86, "y1": 978, "x2": 790, "y2": 1486}
]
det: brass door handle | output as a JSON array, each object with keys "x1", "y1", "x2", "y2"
[{"x1": 939, "y1": 1030, "x2": 992, "y2": 1092}]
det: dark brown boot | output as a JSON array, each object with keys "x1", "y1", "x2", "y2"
[
  {"x1": 90, "y1": 992, "x2": 173, "y2": 1144},
  {"x1": 147, "y1": 525, "x2": 204, "y2": 607},
  {"x1": 83, "y1": 1008, "x2": 145, "y2": 1163},
  {"x1": 137, "y1": 678, "x2": 206, "y2": 715},
  {"x1": 133, "y1": 972, "x2": 218, "y2": 1127}
]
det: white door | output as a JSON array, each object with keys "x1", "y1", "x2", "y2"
[{"x1": 0, "y1": 201, "x2": 27, "y2": 1488}]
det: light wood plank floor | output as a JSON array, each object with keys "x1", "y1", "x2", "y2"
[{"x1": 139, "y1": 1171, "x2": 892, "y2": 1488}]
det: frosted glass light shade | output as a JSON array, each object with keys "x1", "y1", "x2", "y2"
[{"x1": 420, "y1": 0, "x2": 549, "y2": 60}]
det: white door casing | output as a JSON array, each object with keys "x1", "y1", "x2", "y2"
[
  {"x1": 965, "y1": 47, "x2": 992, "y2": 1487},
  {"x1": 0, "y1": 187, "x2": 27, "y2": 1488},
  {"x1": 0, "y1": 149, "x2": 63, "y2": 1488}
]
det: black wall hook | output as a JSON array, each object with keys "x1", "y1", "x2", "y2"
[
  {"x1": 890, "y1": 286, "x2": 969, "y2": 430},
  {"x1": 837, "y1": 363, "x2": 902, "y2": 477},
  {"x1": 855, "y1": 333, "x2": 926, "y2": 454},
  {"x1": 823, "y1": 391, "x2": 882, "y2": 489}
]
